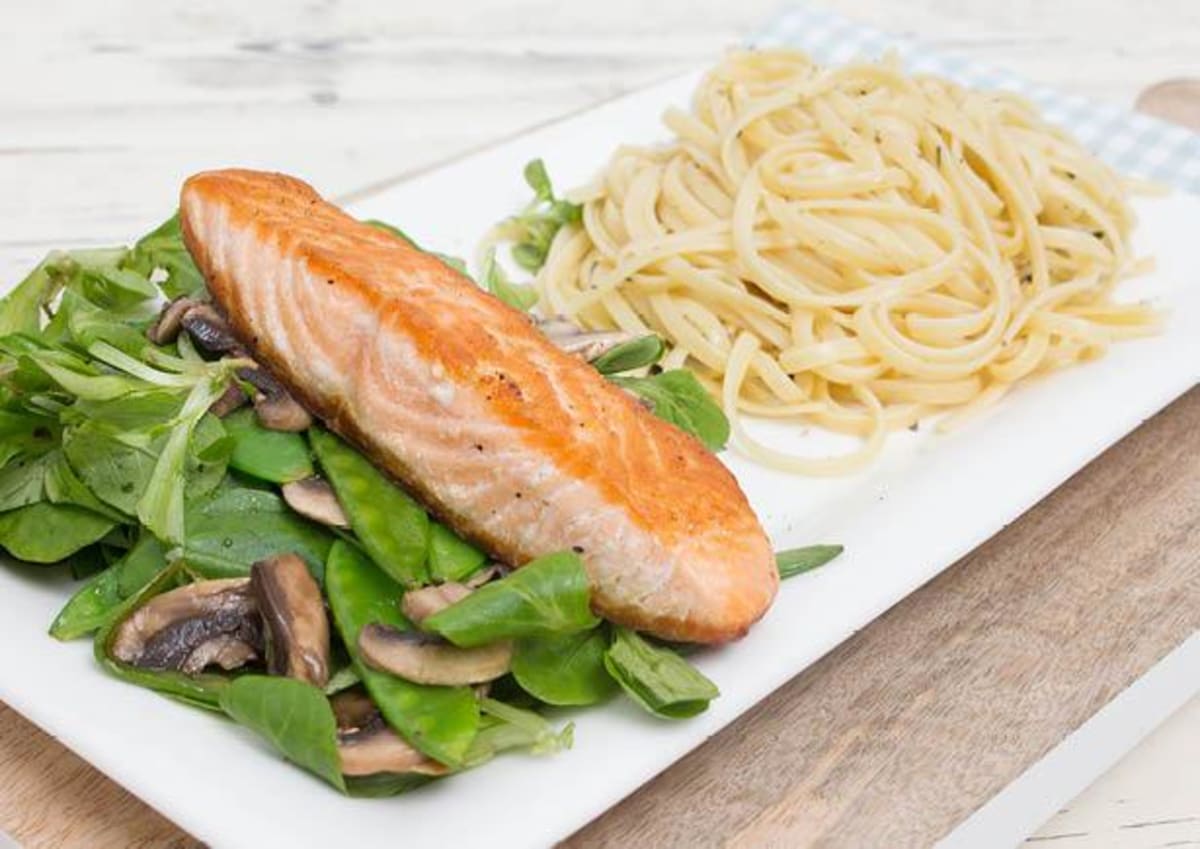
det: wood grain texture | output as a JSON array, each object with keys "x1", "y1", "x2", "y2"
[
  {"x1": 565, "y1": 387, "x2": 1200, "y2": 848},
  {"x1": 0, "y1": 703, "x2": 200, "y2": 849}
]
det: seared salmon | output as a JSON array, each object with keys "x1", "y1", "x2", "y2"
[{"x1": 180, "y1": 169, "x2": 777, "y2": 643}]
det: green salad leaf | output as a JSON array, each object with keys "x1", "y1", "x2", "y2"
[
  {"x1": 505, "y1": 159, "x2": 582, "y2": 273},
  {"x1": 482, "y1": 251, "x2": 538, "y2": 312},
  {"x1": 604, "y1": 627, "x2": 719, "y2": 719},
  {"x1": 590, "y1": 335, "x2": 666, "y2": 375},
  {"x1": 422, "y1": 551, "x2": 599, "y2": 648},
  {"x1": 611, "y1": 370, "x2": 730, "y2": 451},
  {"x1": 183, "y1": 485, "x2": 334, "y2": 582},
  {"x1": 219, "y1": 675, "x2": 347, "y2": 792},
  {"x1": 0, "y1": 259, "x2": 60, "y2": 337},
  {"x1": 776, "y1": 544, "x2": 844, "y2": 579},
  {"x1": 311, "y1": 428, "x2": 429, "y2": 587},
  {"x1": 122, "y1": 213, "x2": 206, "y2": 299},
  {"x1": 0, "y1": 502, "x2": 116, "y2": 564},
  {"x1": 325, "y1": 540, "x2": 478, "y2": 768},
  {"x1": 512, "y1": 627, "x2": 616, "y2": 706},
  {"x1": 463, "y1": 697, "x2": 573, "y2": 767}
]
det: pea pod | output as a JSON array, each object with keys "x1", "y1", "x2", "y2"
[
  {"x1": 422, "y1": 551, "x2": 599, "y2": 648},
  {"x1": 324, "y1": 541, "x2": 478, "y2": 768},
  {"x1": 310, "y1": 428, "x2": 429, "y2": 587},
  {"x1": 222, "y1": 408, "x2": 313, "y2": 484},
  {"x1": 428, "y1": 523, "x2": 487, "y2": 583},
  {"x1": 51, "y1": 532, "x2": 167, "y2": 640}
]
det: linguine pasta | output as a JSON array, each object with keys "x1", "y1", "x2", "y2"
[{"x1": 533, "y1": 49, "x2": 1157, "y2": 474}]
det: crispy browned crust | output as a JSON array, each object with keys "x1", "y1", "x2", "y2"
[{"x1": 180, "y1": 169, "x2": 778, "y2": 643}]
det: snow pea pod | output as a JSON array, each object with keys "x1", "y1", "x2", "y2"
[
  {"x1": 310, "y1": 428, "x2": 429, "y2": 587},
  {"x1": 222, "y1": 408, "x2": 313, "y2": 484},
  {"x1": 324, "y1": 541, "x2": 478, "y2": 768},
  {"x1": 428, "y1": 523, "x2": 487, "y2": 583}
]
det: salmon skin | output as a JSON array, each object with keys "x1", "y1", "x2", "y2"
[{"x1": 180, "y1": 169, "x2": 777, "y2": 643}]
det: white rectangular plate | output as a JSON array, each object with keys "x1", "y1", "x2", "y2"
[{"x1": 2, "y1": 69, "x2": 1199, "y2": 849}]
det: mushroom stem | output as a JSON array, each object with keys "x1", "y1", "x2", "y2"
[{"x1": 250, "y1": 554, "x2": 331, "y2": 687}]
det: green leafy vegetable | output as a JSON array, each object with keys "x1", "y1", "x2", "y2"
[
  {"x1": 62, "y1": 423, "x2": 158, "y2": 516},
  {"x1": 310, "y1": 428, "x2": 430, "y2": 587},
  {"x1": 427, "y1": 523, "x2": 487, "y2": 583},
  {"x1": 512, "y1": 627, "x2": 616, "y2": 706},
  {"x1": 0, "y1": 450, "x2": 53, "y2": 511},
  {"x1": 503, "y1": 159, "x2": 582, "y2": 274},
  {"x1": 325, "y1": 541, "x2": 478, "y2": 767},
  {"x1": 363, "y1": 219, "x2": 469, "y2": 276},
  {"x1": 222, "y1": 408, "x2": 312, "y2": 484},
  {"x1": 603, "y1": 627, "x2": 719, "y2": 719},
  {"x1": 122, "y1": 213, "x2": 206, "y2": 299},
  {"x1": 219, "y1": 676, "x2": 346, "y2": 792},
  {"x1": 0, "y1": 502, "x2": 116, "y2": 563},
  {"x1": 611, "y1": 370, "x2": 730, "y2": 451},
  {"x1": 422, "y1": 551, "x2": 599, "y2": 648},
  {"x1": 463, "y1": 698, "x2": 573, "y2": 767},
  {"x1": 183, "y1": 485, "x2": 334, "y2": 582},
  {"x1": 482, "y1": 251, "x2": 538, "y2": 312},
  {"x1": 776, "y1": 544, "x2": 844, "y2": 579},
  {"x1": 590, "y1": 335, "x2": 666, "y2": 375},
  {"x1": 0, "y1": 261, "x2": 57, "y2": 337},
  {"x1": 136, "y1": 377, "x2": 232, "y2": 545},
  {"x1": 44, "y1": 450, "x2": 127, "y2": 521}
]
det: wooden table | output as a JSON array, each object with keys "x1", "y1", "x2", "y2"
[{"x1": 2, "y1": 1, "x2": 1198, "y2": 845}]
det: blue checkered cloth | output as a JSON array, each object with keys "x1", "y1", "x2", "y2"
[{"x1": 754, "y1": 5, "x2": 1200, "y2": 194}]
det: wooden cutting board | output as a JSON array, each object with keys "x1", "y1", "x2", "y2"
[{"x1": 2, "y1": 84, "x2": 1198, "y2": 849}]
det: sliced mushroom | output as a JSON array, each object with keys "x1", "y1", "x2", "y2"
[
  {"x1": 110, "y1": 578, "x2": 263, "y2": 675},
  {"x1": 400, "y1": 582, "x2": 473, "y2": 625},
  {"x1": 281, "y1": 477, "x2": 349, "y2": 528},
  {"x1": 239, "y1": 366, "x2": 313, "y2": 432},
  {"x1": 332, "y1": 690, "x2": 448, "y2": 777},
  {"x1": 208, "y1": 382, "x2": 249, "y2": 418},
  {"x1": 180, "y1": 302, "x2": 240, "y2": 355},
  {"x1": 147, "y1": 297, "x2": 198, "y2": 345},
  {"x1": 358, "y1": 623, "x2": 511, "y2": 686},
  {"x1": 535, "y1": 316, "x2": 637, "y2": 362},
  {"x1": 249, "y1": 554, "x2": 330, "y2": 687}
]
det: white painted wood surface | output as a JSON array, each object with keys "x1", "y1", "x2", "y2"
[{"x1": 1, "y1": 0, "x2": 1197, "y2": 844}]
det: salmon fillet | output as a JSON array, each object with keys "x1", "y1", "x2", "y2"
[{"x1": 180, "y1": 169, "x2": 777, "y2": 643}]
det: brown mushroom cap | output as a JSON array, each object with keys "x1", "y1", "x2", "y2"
[
  {"x1": 208, "y1": 383, "x2": 249, "y2": 418},
  {"x1": 147, "y1": 297, "x2": 198, "y2": 346},
  {"x1": 332, "y1": 690, "x2": 449, "y2": 777},
  {"x1": 239, "y1": 366, "x2": 313, "y2": 432},
  {"x1": 179, "y1": 302, "x2": 240, "y2": 355},
  {"x1": 358, "y1": 623, "x2": 512, "y2": 686},
  {"x1": 249, "y1": 554, "x2": 330, "y2": 687},
  {"x1": 110, "y1": 578, "x2": 262, "y2": 675},
  {"x1": 281, "y1": 477, "x2": 350, "y2": 528}
]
